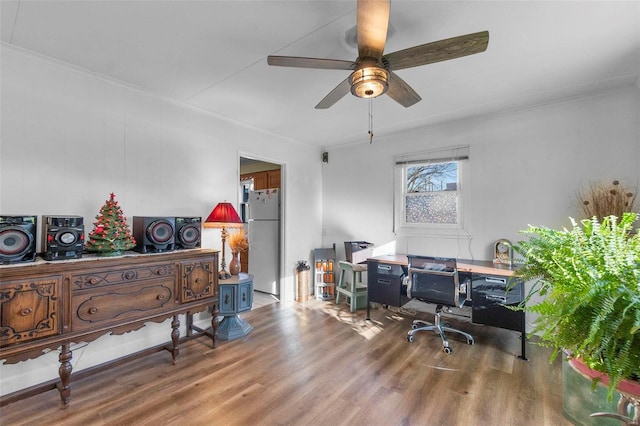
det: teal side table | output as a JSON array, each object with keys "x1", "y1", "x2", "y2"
[{"x1": 218, "y1": 273, "x2": 253, "y2": 340}]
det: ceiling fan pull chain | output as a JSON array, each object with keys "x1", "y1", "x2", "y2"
[{"x1": 368, "y1": 98, "x2": 374, "y2": 144}]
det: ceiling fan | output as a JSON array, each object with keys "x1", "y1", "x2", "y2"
[{"x1": 267, "y1": 0, "x2": 489, "y2": 109}]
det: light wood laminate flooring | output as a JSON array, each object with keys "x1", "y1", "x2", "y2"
[{"x1": 1, "y1": 298, "x2": 569, "y2": 425}]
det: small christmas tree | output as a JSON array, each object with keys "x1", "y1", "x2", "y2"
[{"x1": 85, "y1": 193, "x2": 136, "y2": 256}]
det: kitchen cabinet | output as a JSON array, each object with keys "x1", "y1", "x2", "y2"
[{"x1": 240, "y1": 169, "x2": 280, "y2": 190}]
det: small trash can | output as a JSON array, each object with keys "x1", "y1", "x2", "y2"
[{"x1": 296, "y1": 261, "x2": 310, "y2": 302}]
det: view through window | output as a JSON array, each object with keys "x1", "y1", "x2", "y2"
[{"x1": 405, "y1": 161, "x2": 459, "y2": 225}]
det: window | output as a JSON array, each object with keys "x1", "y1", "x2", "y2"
[
  {"x1": 394, "y1": 146, "x2": 469, "y2": 235},
  {"x1": 405, "y1": 162, "x2": 459, "y2": 224}
]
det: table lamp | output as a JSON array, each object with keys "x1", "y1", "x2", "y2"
[{"x1": 204, "y1": 202, "x2": 243, "y2": 279}]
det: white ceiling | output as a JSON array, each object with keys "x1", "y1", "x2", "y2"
[{"x1": 2, "y1": 1, "x2": 639, "y2": 148}]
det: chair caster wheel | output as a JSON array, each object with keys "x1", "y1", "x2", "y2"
[
  {"x1": 443, "y1": 347, "x2": 452, "y2": 354},
  {"x1": 407, "y1": 335, "x2": 415, "y2": 343}
]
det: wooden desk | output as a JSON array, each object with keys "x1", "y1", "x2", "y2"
[
  {"x1": 367, "y1": 254, "x2": 519, "y2": 276},
  {"x1": 366, "y1": 254, "x2": 527, "y2": 360}
]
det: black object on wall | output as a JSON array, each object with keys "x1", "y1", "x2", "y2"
[
  {"x1": 174, "y1": 217, "x2": 201, "y2": 250},
  {"x1": 133, "y1": 216, "x2": 175, "y2": 253},
  {"x1": 42, "y1": 215, "x2": 84, "y2": 261},
  {"x1": 0, "y1": 215, "x2": 37, "y2": 264}
]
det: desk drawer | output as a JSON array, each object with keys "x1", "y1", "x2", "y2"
[
  {"x1": 368, "y1": 274, "x2": 409, "y2": 307},
  {"x1": 1, "y1": 276, "x2": 62, "y2": 346},
  {"x1": 472, "y1": 275, "x2": 524, "y2": 332},
  {"x1": 72, "y1": 280, "x2": 176, "y2": 332},
  {"x1": 72, "y1": 263, "x2": 175, "y2": 290},
  {"x1": 371, "y1": 262, "x2": 406, "y2": 276}
]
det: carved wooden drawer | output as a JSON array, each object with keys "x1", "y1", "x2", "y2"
[
  {"x1": 71, "y1": 262, "x2": 175, "y2": 290},
  {"x1": 180, "y1": 259, "x2": 216, "y2": 304},
  {"x1": 71, "y1": 280, "x2": 176, "y2": 332},
  {"x1": 0, "y1": 276, "x2": 61, "y2": 346}
]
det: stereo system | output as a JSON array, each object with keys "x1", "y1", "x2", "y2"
[
  {"x1": 133, "y1": 216, "x2": 176, "y2": 253},
  {"x1": 174, "y1": 217, "x2": 201, "y2": 250},
  {"x1": 42, "y1": 215, "x2": 84, "y2": 261},
  {"x1": 0, "y1": 213, "x2": 202, "y2": 263},
  {"x1": 0, "y1": 215, "x2": 37, "y2": 264}
]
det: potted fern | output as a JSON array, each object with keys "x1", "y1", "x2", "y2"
[{"x1": 512, "y1": 212, "x2": 640, "y2": 403}]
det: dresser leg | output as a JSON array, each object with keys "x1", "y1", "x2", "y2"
[
  {"x1": 211, "y1": 304, "x2": 218, "y2": 348},
  {"x1": 58, "y1": 343, "x2": 72, "y2": 407},
  {"x1": 170, "y1": 315, "x2": 180, "y2": 365}
]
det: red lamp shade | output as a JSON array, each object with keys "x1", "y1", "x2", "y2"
[{"x1": 204, "y1": 202, "x2": 243, "y2": 229}]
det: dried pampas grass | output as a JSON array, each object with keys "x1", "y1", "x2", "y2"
[
  {"x1": 228, "y1": 228, "x2": 248, "y2": 252},
  {"x1": 579, "y1": 180, "x2": 637, "y2": 220}
]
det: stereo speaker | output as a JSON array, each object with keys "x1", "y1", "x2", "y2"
[
  {"x1": 133, "y1": 216, "x2": 175, "y2": 253},
  {"x1": 174, "y1": 217, "x2": 201, "y2": 250},
  {"x1": 42, "y1": 215, "x2": 84, "y2": 261},
  {"x1": 0, "y1": 215, "x2": 37, "y2": 264}
]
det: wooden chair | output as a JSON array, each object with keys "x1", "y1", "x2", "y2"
[{"x1": 335, "y1": 261, "x2": 368, "y2": 312}]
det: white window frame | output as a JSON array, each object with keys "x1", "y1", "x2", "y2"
[{"x1": 393, "y1": 146, "x2": 471, "y2": 238}]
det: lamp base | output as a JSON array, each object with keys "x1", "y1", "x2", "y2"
[{"x1": 219, "y1": 269, "x2": 231, "y2": 280}]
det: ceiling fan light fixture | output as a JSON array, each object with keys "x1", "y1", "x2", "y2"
[{"x1": 350, "y1": 66, "x2": 389, "y2": 98}]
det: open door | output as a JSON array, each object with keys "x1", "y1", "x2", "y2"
[{"x1": 239, "y1": 156, "x2": 282, "y2": 296}]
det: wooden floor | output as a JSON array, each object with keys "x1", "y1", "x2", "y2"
[{"x1": 0, "y1": 298, "x2": 570, "y2": 426}]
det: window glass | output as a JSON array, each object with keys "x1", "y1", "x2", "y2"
[{"x1": 405, "y1": 162, "x2": 459, "y2": 225}]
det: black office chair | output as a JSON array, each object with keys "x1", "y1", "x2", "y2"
[{"x1": 405, "y1": 255, "x2": 474, "y2": 354}]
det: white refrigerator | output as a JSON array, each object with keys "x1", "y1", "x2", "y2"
[{"x1": 248, "y1": 189, "x2": 280, "y2": 295}]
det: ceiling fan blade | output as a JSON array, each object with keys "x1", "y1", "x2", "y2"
[
  {"x1": 384, "y1": 31, "x2": 489, "y2": 71},
  {"x1": 267, "y1": 56, "x2": 355, "y2": 70},
  {"x1": 315, "y1": 77, "x2": 352, "y2": 109},
  {"x1": 386, "y1": 72, "x2": 421, "y2": 108},
  {"x1": 357, "y1": 0, "x2": 390, "y2": 60}
]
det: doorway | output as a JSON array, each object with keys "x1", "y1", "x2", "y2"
[{"x1": 239, "y1": 155, "x2": 283, "y2": 297}]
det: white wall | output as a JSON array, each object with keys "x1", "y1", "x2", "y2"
[
  {"x1": 0, "y1": 46, "x2": 324, "y2": 395},
  {"x1": 2, "y1": 42, "x2": 639, "y2": 397},
  {"x1": 322, "y1": 87, "x2": 640, "y2": 262}
]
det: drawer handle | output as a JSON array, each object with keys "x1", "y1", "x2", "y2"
[
  {"x1": 242, "y1": 293, "x2": 247, "y2": 302},
  {"x1": 224, "y1": 294, "x2": 230, "y2": 304},
  {"x1": 123, "y1": 271, "x2": 136, "y2": 280},
  {"x1": 19, "y1": 307, "x2": 33, "y2": 316},
  {"x1": 378, "y1": 265, "x2": 392, "y2": 271},
  {"x1": 157, "y1": 294, "x2": 165, "y2": 300},
  {"x1": 88, "y1": 307, "x2": 98, "y2": 315},
  {"x1": 89, "y1": 278, "x2": 98, "y2": 285},
  {"x1": 485, "y1": 277, "x2": 507, "y2": 285},
  {"x1": 486, "y1": 295, "x2": 507, "y2": 303},
  {"x1": 377, "y1": 279, "x2": 391, "y2": 285},
  {"x1": 195, "y1": 278, "x2": 202, "y2": 284}
]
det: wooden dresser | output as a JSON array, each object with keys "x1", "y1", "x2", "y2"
[{"x1": 0, "y1": 249, "x2": 219, "y2": 407}]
